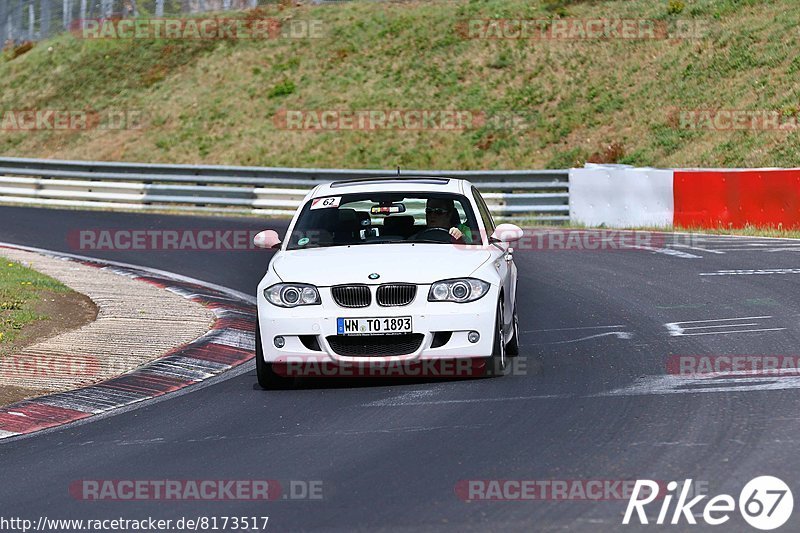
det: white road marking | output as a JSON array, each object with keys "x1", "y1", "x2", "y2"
[
  {"x1": 292, "y1": 424, "x2": 489, "y2": 437},
  {"x1": 668, "y1": 234, "x2": 800, "y2": 255},
  {"x1": 665, "y1": 316, "x2": 785, "y2": 337},
  {"x1": 685, "y1": 237, "x2": 752, "y2": 242},
  {"x1": 719, "y1": 243, "x2": 792, "y2": 247},
  {"x1": 522, "y1": 324, "x2": 625, "y2": 333},
  {"x1": 602, "y1": 372, "x2": 800, "y2": 396},
  {"x1": 666, "y1": 315, "x2": 772, "y2": 326},
  {"x1": 522, "y1": 324, "x2": 632, "y2": 345},
  {"x1": 711, "y1": 247, "x2": 800, "y2": 252},
  {"x1": 667, "y1": 328, "x2": 786, "y2": 337},
  {"x1": 391, "y1": 389, "x2": 438, "y2": 400},
  {"x1": 670, "y1": 231, "x2": 800, "y2": 243},
  {"x1": 623, "y1": 245, "x2": 701, "y2": 259},
  {"x1": 362, "y1": 389, "x2": 438, "y2": 407},
  {"x1": 687, "y1": 237, "x2": 795, "y2": 243},
  {"x1": 680, "y1": 323, "x2": 760, "y2": 330},
  {"x1": 628, "y1": 441, "x2": 710, "y2": 447},
  {"x1": 365, "y1": 394, "x2": 570, "y2": 407},
  {"x1": 114, "y1": 438, "x2": 168, "y2": 446},
  {"x1": 671, "y1": 244, "x2": 725, "y2": 254},
  {"x1": 530, "y1": 331, "x2": 633, "y2": 345},
  {"x1": 701, "y1": 268, "x2": 800, "y2": 276}
]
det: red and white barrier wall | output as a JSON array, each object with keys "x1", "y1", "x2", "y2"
[{"x1": 570, "y1": 164, "x2": 800, "y2": 228}]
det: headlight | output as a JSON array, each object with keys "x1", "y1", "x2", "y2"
[
  {"x1": 427, "y1": 278, "x2": 490, "y2": 303},
  {"x1": 264, "y1": 283, "x2": 321, "y2": 308}
]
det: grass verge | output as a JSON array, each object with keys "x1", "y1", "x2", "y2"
[{"x1": 0, "y1": 260, "x2": 69, "y2": 348}]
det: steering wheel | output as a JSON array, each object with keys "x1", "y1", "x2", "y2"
[{"x1": 410, "y1": 227, "x2": 458, "y2": 243}]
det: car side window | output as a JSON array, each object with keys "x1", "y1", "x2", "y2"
[{"x1": 472, "y1": 186, "x2": 495, "y2": 239}]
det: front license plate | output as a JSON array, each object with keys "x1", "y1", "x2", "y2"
[{"x1": 337, "y1": 316, "x2": 412, "y2": 336}]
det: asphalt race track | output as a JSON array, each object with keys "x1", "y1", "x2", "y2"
[{"x1": 2, "y1": 205, "x2": 800, "y2": 532}]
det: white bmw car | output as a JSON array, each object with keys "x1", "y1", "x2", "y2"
[{"x1": 253, "y1": 177, "x2": 523, "y2": 388}]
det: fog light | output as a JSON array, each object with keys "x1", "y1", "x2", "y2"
[
  {"x1": 468, "y1": 331, "x2": 480, "y2": 343},
  {"x1": 274, "y1": 336, "x2": 285, "y2": 348}
]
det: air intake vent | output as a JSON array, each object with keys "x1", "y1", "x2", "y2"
[
  {"x1": 331, "y1": 285, "x2": 371, "y2": 308},
  {"x1": 327, "y1": 334, "x2": 424, "y2": 356},
  {"x1": 376, "y1": 284, "x2": 417, "y2": 307}
]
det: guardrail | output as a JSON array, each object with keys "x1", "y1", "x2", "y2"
[{"x1": 0, "y1": 157, "x2": 569, "y2": 221}]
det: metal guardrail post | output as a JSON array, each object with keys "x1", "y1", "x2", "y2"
[
  {"x1": 40, "y1": 0, "x2": 50, "y2": 38},
  {"x1": 27, "y1": 2, "x2": 33, "y2": 40},
  {"x1": 61, "y1": 0, "x2": 70, "y2": 33}
]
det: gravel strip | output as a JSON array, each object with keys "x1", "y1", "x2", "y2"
[{"x1": 0, "y1": 248, "x2": 216, "y2": 392}]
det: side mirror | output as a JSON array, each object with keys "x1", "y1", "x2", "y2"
[
  {"x1": 254, "y1": 230, "x2": 282, "y2": 249},
  {"x1": 490, "y1": 223, "x2": 524, "y2": 243}
]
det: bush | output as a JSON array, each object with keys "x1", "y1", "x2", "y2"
[
  {"x1": 587, "y1": 142, "x2": 625, "y2": 164},
  {"x1": 268, "y1": 79, "x2": 296, "y2": 98},
  {"x1": 667, "y1": 0, "x2": 686, "y2": 15}
]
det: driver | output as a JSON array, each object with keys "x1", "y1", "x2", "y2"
[{"x1": 425, "y1": 198, "x2": 473, "y2": 243}]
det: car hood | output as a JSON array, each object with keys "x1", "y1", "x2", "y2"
[{"x1": 270, "y1": 244, "x2": 493, "y2": 286}]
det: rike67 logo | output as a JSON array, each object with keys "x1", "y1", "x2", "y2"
[{"x1": 623, "y1": 477, "x2": 793, "y2": 530}]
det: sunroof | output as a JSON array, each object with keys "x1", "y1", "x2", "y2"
[{"x1": 329, "y1": 177, "x2": 450, "y2": 188}]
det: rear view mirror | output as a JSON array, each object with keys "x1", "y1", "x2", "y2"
[
  {"x1": 254, "y1": 230, "x2": 282, "y2": 249},
  {"x1": 491, "y1": 224, "x2": 524, "y2": 243},
  {"x1": 370, "y1": 203, "x2": 406, "y2": 215}
]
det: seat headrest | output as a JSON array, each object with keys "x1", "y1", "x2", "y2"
[{"x1": 356, "y1": 211, "x2": 371, "y2": 227}]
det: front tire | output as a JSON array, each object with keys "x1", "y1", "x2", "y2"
[
  {"x1": 481, "y1": 300, "x2": 507, "y2": 378},
  {"x1": 255, "y1": 319, "x2": 296, "y2": 390},
  {"x1": 505, "y1": 304, "x2": 520, "y2": 357}
]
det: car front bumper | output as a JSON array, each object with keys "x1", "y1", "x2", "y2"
[{"x1": 257, "y1": 285, "x2": 499, "y2": 364}]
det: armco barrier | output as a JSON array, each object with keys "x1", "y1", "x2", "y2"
[
  {"x1": 0, "y1": 157, "x2": 569, "y2": 221},
  {"x1": 570, "y1": 165, "x2": 800, "y2": 229},
  {"x1": 6, "y1": 158, "x2": 796, "y2": 228}
]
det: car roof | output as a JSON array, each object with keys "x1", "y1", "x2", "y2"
[{"x1": 312, "y1": 176, "x2": 469, "y2": 198}]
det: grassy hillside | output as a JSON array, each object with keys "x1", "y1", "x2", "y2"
[{"x1": 0, "y1": 0, "x2": 798, "y2": 169}]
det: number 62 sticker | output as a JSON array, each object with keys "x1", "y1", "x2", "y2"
[{"x1": 310, "y1": 197, "x2": 341, "y2": 210}]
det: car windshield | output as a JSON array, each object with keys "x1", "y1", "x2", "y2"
[{"x1": 286, "y1": 192, "x2": 481, "y2": 250}]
